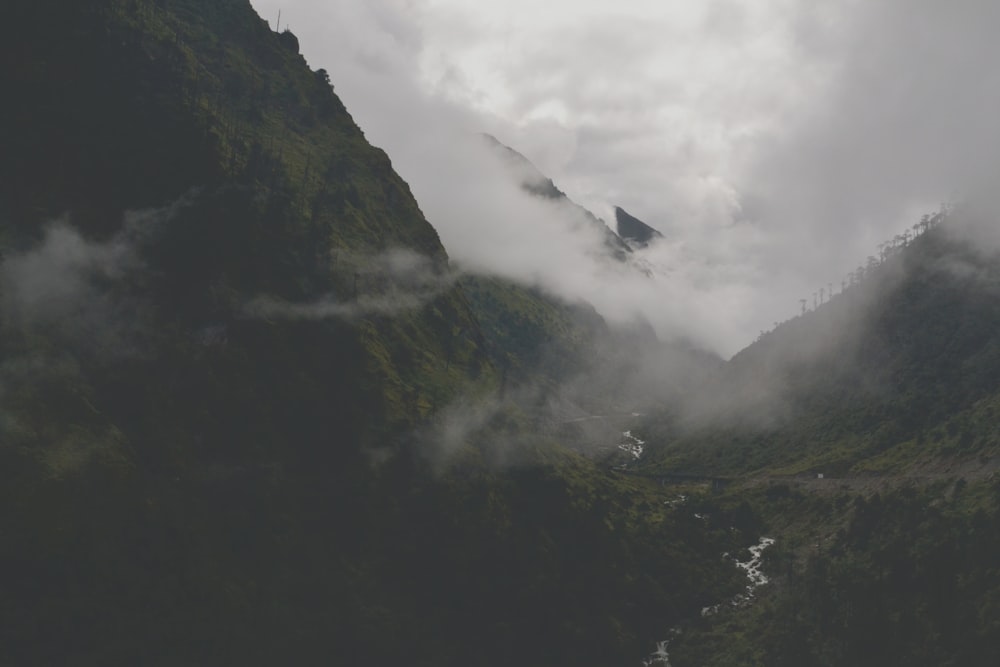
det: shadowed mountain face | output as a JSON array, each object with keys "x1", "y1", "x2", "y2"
[
  {"x1": 0, "y1": 2, "x2": 750, "y2": 666},
  {"x1": 615, "y1": 206, "x2": 664, "y2": 248},
  {"x1": 10, "y1": 3, "x2": 1000, "y2": 666},
  {"x1": 631, "y1": 212, "x2": 1000, "y2": 664}
]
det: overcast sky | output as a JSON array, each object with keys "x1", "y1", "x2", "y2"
[{"x1": 249, "y1": 0, "x2": 1000, "y2": 356}]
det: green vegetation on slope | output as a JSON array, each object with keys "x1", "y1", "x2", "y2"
[
  {"x1": 0, "y1": 2, "x2": 757, "y2": 665},
  {"x1": 634, "y1": 213, "x2": 1000, "y2": 664},
  {"x1": 642, "y1": 220, "x2": 1000, "y2": 477},
  {"x1": 669, "y1": 478, "x2": 1000, "y2": 667},
  {"x1": 460, "y1": 275, "x2": 608, "y2": 386},
  {"x1": 2, "y1": 0, "x2": 498, "y2": 454}
]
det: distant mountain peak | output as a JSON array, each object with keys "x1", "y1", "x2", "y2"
[
  {"x1": 615, "y1": 207, "x2": 664, "y2": 248},
  {"x1": 480, "y1": 133, "x2": 564, "y2": 200},
  {"x1": 480, "y1": 134, "x2": 632, "y2": 261}
]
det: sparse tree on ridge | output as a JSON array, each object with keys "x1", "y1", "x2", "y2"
[{"x1": 785, "y1": 208, "x2": 950, "y2": 324}]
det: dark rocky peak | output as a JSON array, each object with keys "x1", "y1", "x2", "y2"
[{"x1": 615, "y1": 206, "x2": 664, "y2": 248}]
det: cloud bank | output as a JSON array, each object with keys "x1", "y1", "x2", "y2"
[
  {"x1": 243, "y1": 247, "x2": 455, "y2": 321},
  {"x1": 250, "y1": 0, "x2": 1000, "y2": 356}
]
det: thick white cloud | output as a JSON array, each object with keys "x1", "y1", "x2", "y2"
[{"x1": 250, "y1": 0, "x2": 1000, "y2": 355}]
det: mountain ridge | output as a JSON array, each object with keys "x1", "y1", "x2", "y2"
[
  {"x1": 480, "y1": 133, "x2": 633, "y2": 262},
  {"x1": 638, "y1": 211, "x2": 1000, "y2": 478},
  {"x1": 8, "y1": 3, "x2": 1000, "y2": 665}
]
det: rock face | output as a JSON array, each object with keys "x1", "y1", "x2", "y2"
[{"x1": 615, "y1": 206, "x2": 664, "y2": 248}]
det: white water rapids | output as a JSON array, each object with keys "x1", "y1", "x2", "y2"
[
  {"x1": 641, "y1": 536, "x2": 775, "y2": 666},
  {"x1": 606, "y1": 427, "x2": 774, "y2": 665},
  {"x1": 618, "y1": 431, "x2": 646, "y2": 459}
]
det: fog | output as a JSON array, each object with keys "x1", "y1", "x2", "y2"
[
  {"x1": 0, "y1": 204, "x2": 180, "y2": 356},
  {"x1": 249, "y1": 0, "x2": 1000, "y2": 358},
  {"x1": 244, "y1": 248, "x2": 456, "y2": 321},
  {"x1": 0, "y1": 206, "x2": 180, "y2": 467},
  {"x1": 13, "y1": 1, "x2": 985, "y2": 465}
]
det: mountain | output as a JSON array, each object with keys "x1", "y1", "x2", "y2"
[
  {"x1": 458, "y1": 272, "x2": 726, "y2": 462},
  {"x1": 13, "y1": 3, "x2": 996, "y2": 665},
  {"x1": 481, "y1": 134, "x2": 633, "y2": 262},
  {"x1": 2, "y1": 0, "x2": 498, "y2": 458},
  {"x1": 639, "y1": 210, "x2": 1000, "y2": 478},
  {"x1": 632, "y1": 210, "x2": 1000, "y2": 665},
  {"x1": 468, "y1": 135, "x2": 727, "y2": 450},
  {"x1": 0, "y1": 2, "x2": 751, "y2": 665},
  {"x1": 615, "y1": 206, "x2": 664, "y2": 248}
]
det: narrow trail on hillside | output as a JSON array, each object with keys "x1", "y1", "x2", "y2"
[{"x1": 618, "y1": 456, "x2": 1000, "y2": 496}]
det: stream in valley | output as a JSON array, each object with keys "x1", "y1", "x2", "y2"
[
  {"x1": 607, "y1": 427, "x2": 775, "y2": 666},
  {"x1": 641, "y1": 536, "x2": 775, "y2": 666}
]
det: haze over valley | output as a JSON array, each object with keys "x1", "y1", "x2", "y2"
[{"x1": 3, "y1": 2, "x2": 1000, "y2": 665}]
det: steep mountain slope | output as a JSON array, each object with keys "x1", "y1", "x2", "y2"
[
  {"x1": 2, "y1": 0, "x2": 494, "y2": 453},
  {"x1": 620, "y1": 211, "x2": 1000, "y2": 666},
  {"x1": 640, "y1": 213, "x2": 1000, "y2": 477},
  {"x1": 460, "y1": 137, "x2": 725, "y2": 454},
  {"x1": 0, "y1": 2, "x2": 752, "y2": 665},
  {"x1": 459, "y1": 275, "x2": 609, "y2": 386},
  {"x1": 12, "y1": 5, "x2": 1000, "y2": 665},
  {"x1": 458, "y1": 274, "x2": 717, "y2": 460}
]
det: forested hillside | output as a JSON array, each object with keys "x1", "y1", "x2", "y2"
[
  {"x1": 641, "y1": 213, "x2": 1000, "y2": 477},
  {"x1": 0, "y1": 2, "x2": 753, "y2": 665},
  {"x1": 8, "y1": 2, "x2": 999, "y2": 665},
  {"x1": 633, "y1": 211, "x2": 1000, "y2": 665}
]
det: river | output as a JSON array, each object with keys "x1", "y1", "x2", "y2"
[{"x1": 642, "y1": 536, "x2": 775, "y2": 666}]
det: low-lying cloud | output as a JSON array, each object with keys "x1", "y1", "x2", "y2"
[
  {"x1": 243, "y1": 247, "x2": 456, "y2": 321},
  {"x1": 3, "y1": 223, "x2": 134, "y2": 317},
  {"x1": 250, "y1": 0, "x2": 1000, "y2": 357},
  {"x1": 0, "y1": 204, "x2": 185, "y2": 462},
  {"x1": 0, "y1": 204, "x2": 180, "y2": 355}
]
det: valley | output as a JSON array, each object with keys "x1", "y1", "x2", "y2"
[{"x1": 3, "y1": 1, "x2": 1000, "y2": 665}]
